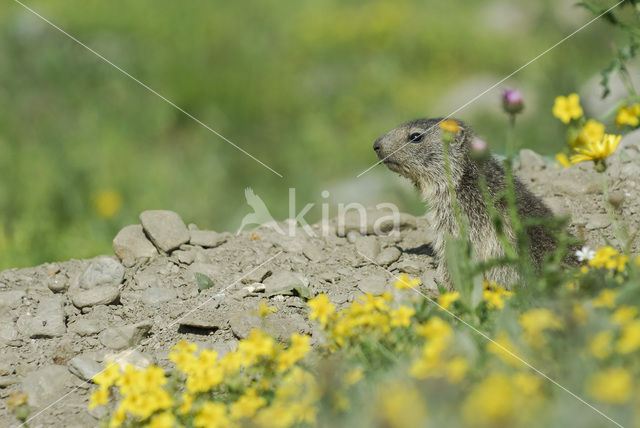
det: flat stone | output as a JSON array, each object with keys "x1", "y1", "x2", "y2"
[
  {"x1": 335, "y1": 208, "x2": 417, "y2": 236},
  {"x1": 519, "y1": 149, "x2": 546, "y2": 171},
  {"x1": 0, "y1": 290, "x2": 25, "y2": 310},
  {"x1": 262, "y1": 313, "x2": 311, "y2": 342},
  {"x1": 357, "y1": 274, "x2": 389, "y2": 295},
  {"x1": 0, "y1": 376, "x2": 20, "y2": 388},
  {"x1": 98, "y1": 321, "x2": 152, "y2": 350},
  {"x1": 395, "y1": 260, "x2": 424, "y2": 276},
  {"x1": 71, "y1": 285, "x2": 120, "y2": 308},
  {"x1": 355, "y1": 235, "x2": 380, "y2": 261},
  {"x1": 79, "y1": 256, "x2": 125, "y2": 289},
  {"x1": 21, "y1": 365, "x2": 75, "y2": 408},
  {"x1": 190, "y1": 230, "x2": 226, "y2": 248},
  {"x1": 47, "y1": 274, "x2": 68, "y2": 293},
  {"x1": 141, "y1": 287, "x2": 177, "y2": 307},
  {"x1": 263, "y1": 271, "x2": 310, "y2": 298},
  {"x1": 140, "y1": 210, "x2": 190, "y2": 252},
  {"x1": 302, "y1": 242, "x2": 327, "y2": 262},
  {"x1": 376, "y1": 247, "x2": 402, "y2": 265},
  {"x1": 229, "y1": 312, "x2": 261, "y2": 339},
  {"x1": 0, "y1": 321, "x2": 18, "y2": 344},
  {"x1": 104, "y1": 349, "x2": 151, "y2": 371},
  {"x1": 113, "y1": 225, "x2": 158, "y2": 265},
  {"x1": 586, "y1": 214, "x2": 612, "y2": 230},
  {"x1": 174, "y1": 249, "x2": 196, "y2": 265},
  {"x1": 68, "y1": 319, "x2": 103, "y2": 336},
  {"x1": 178, "y1": 299, "x2": 224, "y2": 330},
  {"x1": 421, "y1": 270, "x2": 439, "y2": 293},
  {"x1": 68, "y1": 353, "x2": 104, "y2": 381},
  {"x1": 16, "y1": 296, "x2": 66, "y2": 338}
]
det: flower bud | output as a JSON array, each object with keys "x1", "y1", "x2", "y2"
[
  {"x1": 470, "y1": 138, "x2": 489, "y2": 161},
  {"x1": 502, "y1": 89, "x2": 524, "y2": 115}
]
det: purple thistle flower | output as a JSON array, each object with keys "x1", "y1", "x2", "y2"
[{"x1": 502, "y1": 88, "x2": 524, "y2": 115}]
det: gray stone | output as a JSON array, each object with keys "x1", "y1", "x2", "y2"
[
  {"x1": 190, "y1": 230, "x2": 226, "y2": 248},
  {"x1": 98, "y1": 321, "x2": 152, "y2": 350},
  {"x1": 0, "y1": 290, "x2": 25, "y2": 310},
  {"x1": 519, "y1": 149, "x2": 546, "y2": 171},
  {"x1": 140, "y1": 210, "x2": 190, "y2": 252},
  {"x1": 421, "y1": 270, "x2": 439, "y2": 293},
  {"x1": 395, "y1": 260, "x2": 424, "y2": 276},
  {"x1": 0, "y1": 376, "x2": 20, "y2": 388},
  {"x1": 240, "y1": 266, "x2": 271, "y2": 284},
  {"x1": 357, "y1": 274, "x2": 389, "y2": 295},
  {"x1": 47, "y1": 274, "x2": 68, "y2": 293},
  {"x1": 336, "y1": 208, "x2": 417, "y2": 236},
  {"x1": 346, "y1": 230, "x2": 360, "y2": 243},
  {"x1": 302, "y1": 242, "x2": 327, "y2": 262},
  {"x1": 229, "y1": 312, "x2": 261, "y2": 339},
  {"x1": 355, "y1": 235, "x2": 380, "y2": 261},
  {"x1": 141, "y1": 287, "x2": 177, "y2": 307},
  {"x1": 586, "y1": 214, "x2": 612, "y2": 231},
  {"x1": 178, "y1": 300, "x2": 225, "y2": 330},
  {"x1": 71, "y1": 285, "x2": 120, "y2": 308},
  {"x1": 174, "y1": 250, "x2": 196, "y2": 265},
  {"x1": 262, "y1": 313, "x2": 310, "y2": 342},
  {"x1": 0, "y1": 321, "x2": 18, "y2": 344},
  {"x1": 68, "y1": 353, "x2": 104, "y2": 381},
  {"x1": 21, "y1": 365, "x2": 75, "y2": 408},
  {"x1": 113, "y1": 225, "x2": 158, "y2": 265},
  {"x1": 376, "y1": 247, "x2": 402, "y2": 265},
  {"x1": 263, "y1": 271, "x2": 310, "y2": 298},
  {"x1": 402, "y1": 229, "x2": 435, "y2": 250},
  {"x1": 16, "y1": 296, "x2": 66, "y2": 338},
  {"x1": 79, "y1": 256, "x2": 125, "y2": 289},
  {"x1": 608, "y1": 190, "x2": 626, "y2": 209},
  {"x1": 68, "y1": 319, "x2": 103, "y2": 336}
]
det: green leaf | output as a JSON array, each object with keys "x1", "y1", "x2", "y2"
[
  {"x1": 194, "y1": 272, "x2": 215, "y2": 291},
  {"x1": 445, "y1": 234, "x2": 468, "y2": 298},
  {"x1": 470, "y1": 274, "x2": 485, "y2": 310}
]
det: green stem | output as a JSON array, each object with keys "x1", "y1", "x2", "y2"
[{"x1": 601, "y1": 173, "x2": 627, "y2": 251}]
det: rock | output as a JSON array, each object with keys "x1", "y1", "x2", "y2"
[
  {"x1": 421, "y1": 270, "x2": 439, "y2": 293},
  {"x1": 240, "y1": 266, "x2": 271, "y2": 284},
  {"x1": 262, "y1": 312, "x2": 311, "y2": 342},
  {"x1": 0, "y1": 376, "x2": 20, "y2": 388},
  {"x1": 229, "y1": 312, "x2": 261, "y2": 339},
  {"x1": 402, "y1": 229, "x2": 435, "y2": 250},
  {"x1": 141, "y1": 287, "x2": 177, "y2": 306},
  {"x1": 68, "y1": 353, "x2": 104, "y2": 381},
  {"x1": 0, "y1": 321, "x2": 18, "y2": 344},
  {"x1": 16, "y1": 296, "x2": 66, "y2": 338},
  {"x1": 335, "y1": 208, "x2": 417, "y2": 236},
  {"x1": 68, "y1": 319, "x2": 103, "y2": 336},
  {"x1": 519, "y1": 149, "x2": 546, "y2": 171},
  {"x1": 395, "y1": 260, "x2": 424, "y2": 276},
  {"x1": 98, "y1": 321, "x2": 152, "y2": 350},
  {"x1": 104, "y1": 349, "x2": 151, "y2": 370},
  {"x1": 0, "y1": 290, "x2": 25, "y2": 310},
  {"x1": 586, "y1": 214, "x2": 611, "y2": 231},
  {"x1": 355, "y1": 235, "x2": 380, "y2": 261},
  {"x1": 357, "y1": 274, "x2": 389, "y2": 295},
  {"x1": 21, "y1": 365, "x2": 75, "y2": 408},
  {"x1": 79, "y1": 256, "x2": 125, "y2": 290},
  {"x1": 376, "y1": 247, "x2": 401, "y2": 265},
  {"x1": 47, "y1": 273, "x2": 68, "y2": 293},
  {"x1": 190, "y1": 230, "x2": 227, "y2": 248},
  {"x1": 608, "y1": 190, "x2": 626, "y2": 209},
  {"x1": 263, "y1": 271, "x2": 310, "y2": 298},
  {"x1": 178, "y1": 299, "x2": 225, "y2": 330},
  {"x1": 346, "y1": 230, "x2": 360, "y2": 243},
  {"x1": 174, "y1": 249, "x2": 196, "y2": 265},
  {"x1": 302, "y1": 242, "x2": 327, "y2": 262},
  {"x1": 112, "y1": 225, "x2": 158, "y2": 266},
  {"x1": 71, "y1": 285, "x2": 120, "y2": 308},
  {"x1": 140, "y1": 210, "x2": 190, "y2": 252}
]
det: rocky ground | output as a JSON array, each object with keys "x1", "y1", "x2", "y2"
[{"x1": 1, "y1": 132, "x2": 640, "y2": 427}]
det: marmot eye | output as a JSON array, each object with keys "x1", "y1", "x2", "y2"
[{"x1": 408, "y1": 132, "x2": 423, "y2": 143}]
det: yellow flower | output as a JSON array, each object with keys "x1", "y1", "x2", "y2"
[
  {"x1": 589, "y1": 246, "x2": 628, "y2": 271},
  {"x1": 552, "y1": 93, "x2": 583, "y2": 123},
  {"x1": 572, "y1": 119, "x2": 605, "y2": 148},
  {"x1": 513, "y1": 373, "x2": 541, "y2": 396},
  {"x1": 147, "y1": 412, "x2": 176, "y2": 428},
  {"x1": 592, "y1": 289, "x2": 619, "y2": 309},
  {"x1": 445, "y1": 356, "x2": 468, "y2": 383},
  {"x1": 555, "y1": 153, "x2": 572, "y2": 168},
  {"x1": 487, "y1": 332, "x2": 523, "y2": 367},
  {"x1": 616, "y1": 320, "x2": 640, "y2": 354},
  {"x1": 230, "y1": 388, "x2": 267, "y2": 420},
  {"x1": 179, "y1": 393, "x2": 194, "y2": 414},
  {"x1": 616, "y1": 103, "x2": 640, "y2": 127},
  {"x1": 390, "y1": 306, "x2": 415, "y2": 328},
  {"x1": 572, "y1": 303, "x2": 588, "y2": 325},
  {"x1": 415, "y1": 316, "x2": 452, "y2": 340},
  {"x1": 588, "y1": 330, "x2": 613, "y2": 359},
  {"x1": 238, "y1": 329, "x2": 276, "y2": 365},
  {"x1": 92, "y1": 363, "x2": 121, "y2": 389},
  {"x1": 463, "y1": 373, "x2": 516, "y2": 426},
  {"x1": 393, "y1": 273, "x2": 421, "y2": 290},
  {"x1": 344, "y1": 368, "x2": 364, "y2": 386},
  {"x1": 570, "y1": 134, "x2": 622, "y2": 167},
  {"x1": 277, "y1": 333, "x2": 311, "y2": 372},
  {"x1": 519, "y1": 308, "x2": 563, "y2": 347},
  {"x1": 376, "y1": 383, "x2": 428, "y2": 428},
  {"x1": 308, "y1": 294, "x2": 335, "y2": 327},
  {"x1": 88, "y1": 387, "x2": 109, "y2": 409},
  {"x1": 482, "y1": 283, "x2": 513, "y2": 310},
  {"x1": 254, "y1": 301, "x2": 277, "y2": 317},
  {"x1": 611, "y1": 305, "x2": 638, "y2": 325},
  {"x1": 439, "y1": 119, "x2": 461, "y2": 133},
  {"x1": 587, "y1": 367, "x2": 632, "y2": 404},
  {"x1": 194, "y1": 401, "x2": 232, "y2": 428},
  {"x1": 438, "y1": 291, "x2": 460, "y2": 310},
  {"x1": 94, "y1": 189, "x2": 122, "y2": 219}
]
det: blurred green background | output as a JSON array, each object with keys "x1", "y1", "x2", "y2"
[{"x1": 0, "y1": 0, "x2": 633, "y2": 268}]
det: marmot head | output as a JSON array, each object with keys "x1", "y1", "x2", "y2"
[{"x1": 373, "y1": 118, "x2": 473, "y2": 188}]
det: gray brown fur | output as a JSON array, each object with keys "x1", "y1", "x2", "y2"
[{"x1": 373, "y1": 118, "x2": 567, "y2": 289}]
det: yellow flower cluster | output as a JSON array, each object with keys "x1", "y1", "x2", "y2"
[
  {"x1": 410, "y1": 316, "x2": 468, "y2": 383},
  {"x1": 483, "y1": 281, "x2": 513, "y2": 310},
  {"x1": 588, "y1": 246, "x2": 629, "y2": 272},
  {"x1": 519, "y1": 308, "x2": 563, "y2": 348},
  {"x1": 616, "y1": 103, "x2": 640, "y2": 127},
  {"x1": 552, "y1": 93, "x2": 583, "y2": 124}
]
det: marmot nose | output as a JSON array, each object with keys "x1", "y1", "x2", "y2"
[{"x1": 373, "y1": 137, "x2": 382, "y2": 153}]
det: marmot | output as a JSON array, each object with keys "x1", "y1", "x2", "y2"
[{"x1": 373, "y1": 118, "x2": 570, "y2": 289}]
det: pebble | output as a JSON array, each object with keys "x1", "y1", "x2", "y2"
[
  {"x1": 586, "y1": 214, "x2": 612, "y2": 231},
  {"x1": 0, "y1": 290, "x2": 25, "y2": 310},
  {"x1": 79, "y1": 256, "x2": 125, "y2": 289},
  {"x1": 98, "y1": 321, "x2": 152, "y2": 350},
  {"x1": 112, "y1": 225, "x2": 158, "y2": 266},
  {"x1": 21, "y1": 365, "x2": 75, "y2": 408},
  {"x1": 140, "y1": 210, "x2": 190, "y2": 253},
  {"x1": 71, "y1": 285, "x2": 120, "y2": 308},
  {"x1": 68, "y1": 319, "x2": 103, "y2": 336},
  {"x1": 355, "y1": 235, "x2": 381, "y2": 261},
  {"x1": 376, "y1": 247, "x2": 402, "y2": 265},
  {"x1": 357, "y1": 274, "x2": 389, "y2": 295},
  {"x1": 302, "y1": 242, "x2": 327, "y2": 262},
  {"x1": 178, "y1": 299, "x2": 224, "y2": 330},
  {"x1": 263, "y1": 271, "x2": 310, "y2": 298},
  {"x1": 336, "y1": 208, "x2": 417, "y2": 236},
  {"x1": 68, "y1": 353, "x2": 104, "y2": 381},
  {"x1": 395, "y1": 259, "x2": 424, "y2": 276},
  {"x1": 141, "y1": 287, "x2": 178, "y2": 307},
  {"x1": 190, "y1": 230, "x2": 227, "y2": 248},
  {"x1": 47, "y1": 273, "x2": 68, "y2": 293},
  {"x1": 421, "y1": 270, "x2": 439, "y2": 293},
  {"x1": 519, "y1": 149, "x2": 546, "y2": 171},
  {"x1": 16, "y1": 296, "x2": 66, "y2": 338},
  {"x1": 608, "y1": 190, "x2": 626, "y2": 209}
]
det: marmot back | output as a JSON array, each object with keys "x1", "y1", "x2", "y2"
[{"x1": 373, "y1": 118, "x2": 572, "y2": 289}]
